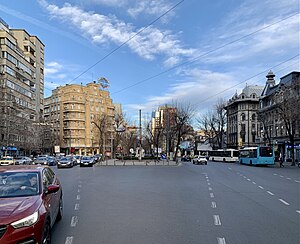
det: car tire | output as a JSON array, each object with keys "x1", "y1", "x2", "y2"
[
  {"x1": 56, "y1": 197, "x2": 63, "y2": 222},
  {"x1": 42, "y1": 219, "x2": 51, "y2": 244}
]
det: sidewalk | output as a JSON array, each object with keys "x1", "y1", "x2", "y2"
[
  {"x1": 273, "y1": 161, "x2": 300, "y2": 168},
  {"x1": 96, "y1": 159, "x2": 180, "y2": 166}
]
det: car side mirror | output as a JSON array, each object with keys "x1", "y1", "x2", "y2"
[{"x1": 46, "y1": 185, "x2": 60, "y2": 194}]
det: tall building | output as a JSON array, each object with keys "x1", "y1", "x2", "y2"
[
  {"x1": 259, "y1": 71, "x2": 300, "y2": 161},
  {"x1": 151, "y1": 105, "x2": 177, "y2": 155},
  {"x1": 225, "y1": 85, "x2": 264, "y2": 149},
  {"x1": 44, "y1": 82, "x2": 114, "y2": 155},
  {"x1": 0, "y1": 18, "x2": 44, "y2": 156}
]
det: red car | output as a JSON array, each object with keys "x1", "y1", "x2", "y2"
[{"x1": 0, "y1": 166, "x2": 63, "y2": 244}]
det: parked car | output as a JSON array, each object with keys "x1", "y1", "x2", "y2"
[
  {"x1": 80, "y1": 156, "x2": 95, "y2": 167},
  {"x1": 14, "y1": 156, "x2": 33, "y2": 165},
  {"x1": 93, "y1": 154, "x2": 102, "y2": 162},
  {"x1": 74, "y1": 155, "x2": 82, "y2": 165},
  {"x1": 57, "y1": 157, "x2": 74, "y2": 168},
  {"x1": 0, "y1": 156, "x2": 15, "y2": 166},
  {"x1": 193, "y1": 155, "x2": 208, "y2": 165},
  {"x1": 33, "y1": 156, "x2": 48, "y2": 165},
  {"x1": 0, "y1": 165, "x2": 63, "y2": 244},
  {"x1": 181, "y1": 155, "x2": 191, "y2": 162},
  {"x1": 47, "y1": 156, "x2": 57, "y2": 166}
]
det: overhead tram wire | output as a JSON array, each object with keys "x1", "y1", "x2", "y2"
[
  {"x1": 67, "y1": 0, "x2": 185, "y2": 85},
  {"x1": 112, "y1": 11, "x2": 300, "y2": 95},
  {"x1": 190, "y1": 54, "x2": 300, "y2": 108}
]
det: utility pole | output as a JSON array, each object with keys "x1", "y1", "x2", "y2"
[
  {"x1": 139, "y1": 109, "x2": 142, "y2": 160},
  {"x1": 166, "y1": 106, "x2": 170, "y2": 159}
]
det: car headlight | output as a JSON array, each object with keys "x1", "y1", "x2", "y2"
[{"x1": 11, "y1": 211, "x2": 39, "y2": 229}]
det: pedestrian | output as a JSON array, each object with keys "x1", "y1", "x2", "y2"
[{"x1": 279, "y1": 153, "x2": 284, "y2": 168}]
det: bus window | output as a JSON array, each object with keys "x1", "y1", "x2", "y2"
[{"x1": 259, "y1": 147, "x2": 273, "y2": 157}]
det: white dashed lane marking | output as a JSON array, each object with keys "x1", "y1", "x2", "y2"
[
  {"x1": 65, "y1": 236, "x2": 74, "y2": 244},
  {"x1": 213, "y1": 215, "x2": 222, "y2": 225},
  {"x1": 211, "y1": 201, "x2": 217, "y2": 208},
  {"x1": 70, "y1": 216, "x2": 78, "y2": 227},
  {"x1": 258, "y1": 186, "x2": 264, "y2": 189},
  {"x1": 210, "y1": 193, "x2": 215, "y2": 198},
  {"x1": 267, "y1": 191, "x2": 274, "y2": 196},
  {"x1": 76, "y1": 195, "x2": 80, "y2": 200},
  {"x1": 217, "y1": 237, "x2": 226, "y2": 244},
  {"x1": 279, "y1": 199, "x2": 290, "y2": 206},
  {"x1": 74, "y1": 203, "x2": 79, "y2": 210}
]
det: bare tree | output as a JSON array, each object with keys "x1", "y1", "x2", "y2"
[
  {"x1": 92, "y1": 114, "x2": 113, "y2": 155},
  {"x1": 143, "y1": 118, "x2": 164, "y2": 160},
  {"x1": 171, "y1": 101, "x2": 195, "y2": 160},
  {"x1": 196, "y1": 98, "x2": 227, "y2": 149}
]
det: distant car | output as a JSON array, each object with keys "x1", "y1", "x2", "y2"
[
  {"x1": 93, "y1": 154, "x2": 102, "y2": 162},
  {"x1": 33, "y1": 156, "x2": 48, "y2": 165},
  {"x1": 57, "y1": 157, "x2": 74, "y2": 168},
  {"x1": 0, "y1": 156, "x2": 15, "y2": 166},
  {"x1": 14, "y1": 156, "x2": 33, "y2": 165},
  {"x1": 193, "y1": 155, "x2": 208, "y2": 165},
  {"x1": 181, "y1": 155, "x2": 191, "y2": 162},
  {"x1": 74, "y1": 155, "x2": 82, "y2": 165},
  {"x1": 47, "y1": 156, "x2": 57, "y2": 166},
  {"x1": 0, "y1": 165, "x2": 63, "y2": 244},
  {"x1": 80, "y1": 156, "x2": 94, "y2": 167}
]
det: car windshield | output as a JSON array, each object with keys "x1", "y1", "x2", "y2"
[
  {"x1": 60, "y1": 157, "x2": 70, "y2": 161},
  {"x1": 0, "y1": 172, "x2": 40, "y2": 198},
  {"x1": 37, "y1": 157, "x2": 47, "y2": 160},
  {"x1": 82, "y1": 156, "x2": 92, "y2": 160},
  {"x1": 1, "y1": 157, "x2": 13, "y2": 161}
]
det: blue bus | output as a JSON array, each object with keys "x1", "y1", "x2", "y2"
[{"x1": 239, "y1": 146, "x2": 274, "y2": 165}]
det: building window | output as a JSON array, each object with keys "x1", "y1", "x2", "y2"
[{"x1": 241, "y1": 113, "x2": 245, "y2": 121}]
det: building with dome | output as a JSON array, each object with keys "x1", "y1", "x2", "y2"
[{"x1": 225, "y1": 85, "x2": 264, "y2": 149}]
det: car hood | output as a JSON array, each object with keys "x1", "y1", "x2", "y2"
[{"x1": 0, "y1": 196, "x2": 41, "y2": 224}]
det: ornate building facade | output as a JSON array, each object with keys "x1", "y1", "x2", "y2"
[{"x1": 225, "y1": 85, "x2": 264, "y2": 149}]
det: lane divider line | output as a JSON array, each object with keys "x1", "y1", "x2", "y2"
[
  {"x1": 267, "y1": 191, "x2": 274, "y2": 196},
  {"x1": 279, "y1": 199, "x2": 290, "y2": 206},
  {"x1": 65, "y1": 236, "x2": 74, "y2": 244},
  {"x1": 211, "y1": 201, "x2": 217, "y2": 208},
  {"x1": 217, "y1": 237, "x2": 226, "y2": 244},
  {"x1": 258, "y1": 186, "x2": 264, "y2": 189},
  {"x1": 70, "y1": 216, "x2": 78, "y2": 227},
  {"x1": 213, "y1": 215, "x2": 221, "y2": 225},
  {"x1": 210, "y1": 193, "x2": 215, "y2": 198},
  {"x1": 76, "y1": 195, "x2": 80, "y2": 200},
  {"x1": 74, "y1": 203, "x2": 79, "y2": 210}
]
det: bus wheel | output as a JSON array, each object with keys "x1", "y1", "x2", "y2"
[
  {"x1": 240, "y1": 160, "x2": 243, "y2": 164},
  {"x1": 223, "y1": 158, "x2": 226, "y2": 162},
  {"x1": 250, "y1": 160, "x2": 253, "y2": 165}
]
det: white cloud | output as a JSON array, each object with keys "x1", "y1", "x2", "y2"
[
  {"x1": 126, "y1": 69, "x2": 239, "y2": 115},
  {"x1": 40, "y1": 1, "x2": 195, "y2": 66},
  {"x1": 127, "y1": 0, "x2": 173, "y2": 20},
  {"x1": 198, "y1": 1, "x2": 299, "y2": 66}
]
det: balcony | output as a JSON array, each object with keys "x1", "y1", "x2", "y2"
[
  {"x1": 63, "y1": 117, "x2": 85, "y2": 121},
  {"x1": 63, "y1": 108, "x2": 85, "y2": 113}
]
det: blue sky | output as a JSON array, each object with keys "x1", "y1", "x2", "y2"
[{"x1": 0, "y1": 0, "x2": 299, "y2": 123}]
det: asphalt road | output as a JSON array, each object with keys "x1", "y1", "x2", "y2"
[{"x1": 51, "y1": 161, "x2": 300, "y2": 244}]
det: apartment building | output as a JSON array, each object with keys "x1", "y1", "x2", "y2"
[
  {"x1": 44, "y1": 82, "x2": 114, "y2": 155},
  {"x1": 0, "y1": 18, "x2": 44, "y2": 156}
]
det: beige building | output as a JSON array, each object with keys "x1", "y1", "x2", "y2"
[
  {"x1": 44, "y1": 82, "x2": 114, "y2": 155},
  {"x1": 0, "y1": 18, "x2": 44, "y2": 156}
]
